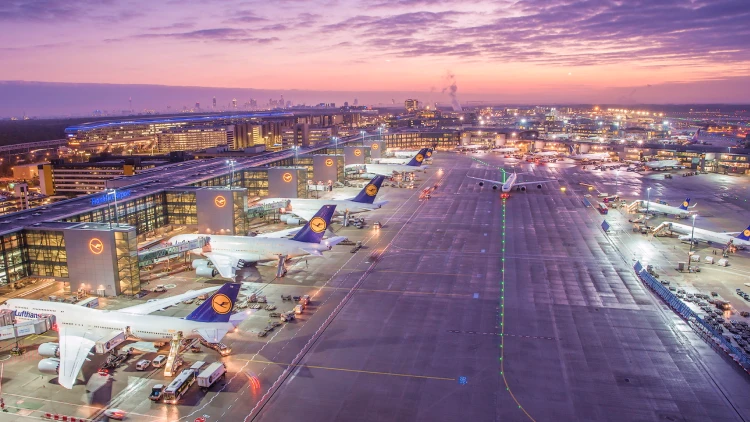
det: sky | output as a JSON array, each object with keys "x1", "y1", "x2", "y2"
[{"x1": 1, "y1": 0, "x2": 749, "y2": 115}]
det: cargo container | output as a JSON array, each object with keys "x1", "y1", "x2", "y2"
[{"x1": 95, "y1": 330, "x2": 126, "y2": 354}]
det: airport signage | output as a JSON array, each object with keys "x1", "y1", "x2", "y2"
[
  {"x1": 89, "y1": 238, "x2": 104, "y2": 255},
  {"x1": 90, "y1": 189, "x2": 131, "y2": 206}
]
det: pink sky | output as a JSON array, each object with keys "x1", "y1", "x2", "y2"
[{"x1": 1, "y1": 0, "x2": 749, "y2": 107}]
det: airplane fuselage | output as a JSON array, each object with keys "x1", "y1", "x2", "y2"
[
  {"x1": 348, "y1": 163, "x2": 424, "y2": 176},
  {"x1": 641, "y1": 201, "x2": 691, "y2": 217},
  {"x1": 263, "y1": 198, "x2": 380, "y2": 216},
  {"x1": 502, "y1": 173, "x2": 518, "y2": 192},
  {"x1": 668, "y1": 223, "x2": 750, "y2": 247},
  {"x1": 207, "y1": 236, "x2": 331, "y2": 263},
  {"x1": 5, "y1": 299, "x2": 233, "y2": 342}
]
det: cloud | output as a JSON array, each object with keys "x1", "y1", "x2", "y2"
[
  {"x1": 147, "y1": 22, "x2": 196, "y2": 31},
  {"x1": 223, "y1": 10, "x2": 268, "y2": 24},
  {"x1": 135, "y1": 28, "x2": 279, "y2": 44},
  {"x1": 0, "y1": 0, "x2": 143, "y2": 23}
]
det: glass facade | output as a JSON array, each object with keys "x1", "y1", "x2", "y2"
[
  {"x1": 62, "y1": 193, "x2": 167, "y2": 239},
  {"x1": 383, "y1": 131, "x2": 460, "y2": 150},
  {"x1": 115, "y1": 229, "x2": 140, "y2": 295},
  {"x1": 26, "y1": 230, "x2": 68, "y2": 278},
  {"x1": 166, "y1": 192, "x2": 198, "y2": 226},
  {"x1": 0, "y1": 232, "x2": 30, "y2": 287},
  {"x1": 233, "y1": 191, "x2": 247, "y2": 235}
]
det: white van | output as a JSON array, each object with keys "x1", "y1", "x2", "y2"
[
  {"x1": 136, "y1": 359, "x2": 152, "y2": 371},
  {"x1": 152, "y1": 355, "x2": 167, "y2": 368}
]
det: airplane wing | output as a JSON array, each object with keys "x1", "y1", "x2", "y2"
[
  {"x1": 514, "y1": 179, "x2": 557, "y2": 186},
  {"x1": 288, "y1": 209, "x2": 317, "y2": 221},
  {"x1": 119, "y1": 286, "x2": 220, "y2": 315},
  {"x1": 467, "y1": 176, "x2": 504, "y2": 184},
  {"x1": 57, "y1": 324, "x2": 103, "y2": 389},
  {"x1": 204, "y1": 252, "x2": 240, "y2": 278},
  {"x1": 255, "y1": 227, "x2": 303, "y2": 238}
]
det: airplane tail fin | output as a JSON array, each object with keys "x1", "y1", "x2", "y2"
[
  {"x1": 291, "y1": 205, "x2": 336, "y2": 244},
  {"x1": 185, "y1": 283, "x2": 241, "y2": 323},
  {"x1": 425, "y1": 148, "x2": 434, "y2": 159},
  {"x1": 405, "y1": 148, "x2": 429, "y2": 167},
  {"x1": 351, "y1": 175, "x2": 386, "y2": 204},
  {"x1": 691, "y1": 129, "x2": 701, "y2": 142},
  {"x1": 567, "y1": 145, "x2": 574, "y2": 154},
  {"x1": 736, "y1": 225, "x2": 750, "y2": 241},
  {"x1": 678, "y1": 198, "x2": 691, "y2": 211}
]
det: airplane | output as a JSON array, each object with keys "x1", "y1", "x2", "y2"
[
  {"x1": 532, "y1": 151, "x2": 559, "y2": 157},
  {"x1": 348, "y1": 148, "x2": 429, "y2": 176},
  {"x1": 644, "y1": 159, "x2": 684, "y2": 170},
  {"x1": 258, "y1": 175, "x2": 388, "y2": 221},
  {"x1": 392, "y1": 148, "x2": 434, "y2": 159},
  {"x1": 375, "y1": 149, "x2": 434, "y2": 164},
  {"x1": 567, "y1": 145, "x2": 611, "y2": 161},
  {"x1": 686, "y1": 129, "x2": 702, "y2": 144},
  {"x1": 170, "y1": 205, "x2": 347, "y2": 278},
  {"x1": 491, "y1": 147, "x2": 519, "y2": 154},
  {"x1": 638, "y1": 197, "x2": 696, "y2": 218},
  {"x1": 467, "y1": 170, "x2": 556, "y2": 197},
  {"x1": 2, "y1": 283, "x2": 243, "y2": 389},
  {"x1": 665, "y1": 222, "x2": 750, "y2": 249}
]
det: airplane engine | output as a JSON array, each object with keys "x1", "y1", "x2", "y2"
[
  {"x1": 191, "y1": 259, "x2": 209, "y2": 269},
  {"x1": 478, "y1": 182, "x2": 484, "y2": 186},
  {"x1": 537, "y1": 184, "x2": 543, "y2": 189},
  {"x1": 520, "y1": 186, "x2": 527, "y2": 191},
  {"x1": 38, "y1": 358, "x2": 60, "y2": 375},
  {"x1": 492, "y1": 185, "x2": 498, "y2": 190},
  {"x1": 38, "y1": 342, "x2": 60, "y2": 358},
  {"x1": 195, "y1": 265, "x2": 218, "y2": 278}
]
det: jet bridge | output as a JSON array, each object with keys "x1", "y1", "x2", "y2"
[{"x1": 651, "y1": 222, "x2": 674, "y2": 236}]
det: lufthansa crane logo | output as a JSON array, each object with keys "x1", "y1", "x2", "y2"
[
  {"x1": 365, "y1": 184, "x2": 378, "y2": 196},
  {"x1": 371, "y1": 143, "x2": 379, "y2": 150},
  {"x1": 282, "y1": 172, "x2": 293, "y2": 183},
  {"x1": 415, "y1": 154, "x2": 424, "y2": 162},
  {"x1": 309, "y1": 216, "x2": 327, "y2": 233},
  {"x1": 325, "y1": 158, "x2": 334, "y2": 167},
  {"x1": 89, "y1": 238, "x2": 104, "y2": 255},
  {"x1": 215, "y1": 196, "x2": 227, "y2": 208},
  {"x1": 426, "y1": 150, "x2": 432, "y2": 157},
  {"x1": 211, "y1": 293, "x2": 233, "y2": 314},
  {"x1": 353, "y1": 149, "x2": 362, "y2": 157},
  {"x1": 744, "y1": 229, "x2": 750, "y2": 237},
  {"x1": 682, "y1": 201, "x2": 689, "y2": 208}
]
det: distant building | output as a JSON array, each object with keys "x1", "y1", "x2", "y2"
[
  {"x1": 156, "y1": 126, "x2": 233, "y2": 152},
  {"x1": 383, "y1": 129, "x2": 459, "y2": 150},
  {"x1": 38, "y1": 158, "x2": 168, "y2": 196},
  {"x1": 405, "y1": 99, "x2": 419, "y2": 113},
  {"x1": 12, "y1": 162, "x2": 46, "y2": 181}
]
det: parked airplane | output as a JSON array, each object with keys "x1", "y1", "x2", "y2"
[
  {"x1": 170, "y1": 205, "x2": 346, "y2": 278},
  {"x1": 638, "y1": 197, "x2": 696, "y2": 218},
  {"x1": 467, "y1": 171, "x2": 556, "y2": 197},
  {"x1": 258, "y1": 175, "x2": 388, "y2": 221},
  {"x1": 664, "y1": 222, "x2": 750, "y2": 249},
  {"x1": 348, "y1": 148, "x2": 429, "y2": 175},
  {"x1": 2, "y1": 283, "x2": 242, "y2": 389},
  {"x1": 375, "y1": 149, "x2": 433, "y2": 164},
  {"x1": 644, "y1": 159, "x2": 683, "y2": 170},
  {"x1": 392, "y1": 148, "x2": 434, "y2": 159},
  {"x1": 567, "y1": 145, "x2": 611, "y2": 161},
  {"x1": 532, "y1": 151, "x2": 559, "y2": 157},
  {"x1": 491, "y1": 147, "x2": 519, "y2": 154}
]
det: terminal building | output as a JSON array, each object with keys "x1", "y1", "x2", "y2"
[{"x1": 0, "y1": 136, "x2": 367, "y2": 296}]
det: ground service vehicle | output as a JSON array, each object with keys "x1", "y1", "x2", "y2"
[
  {"x1": 152, "y1": 355, "x2": 167, "y2": 368},
  {"x1": 136, "y1": 359, "x2": 151, "y2": 370},
  {"x1": 197, "y1": 362, "x2": 227, "y2": 392},
  {"x1": 149, "y1": 384, "x2": 164, "y2": 401},
  {"x1": 162, "y1": 369, "x2": 196, "y2": 404},
  {"x1": 597, "y1": 203, "x2": 609, "y2": 215}
]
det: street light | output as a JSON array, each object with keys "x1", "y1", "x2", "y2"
[
  {"x1": 646, "y1": 187, "x2": 651, "y2": 214},
  {"x1": 109, "y1": 189, "x2": 119, "y2": 228},
  {"x1": 688, "y1": 214, "x2": 697, "y2": 271}
]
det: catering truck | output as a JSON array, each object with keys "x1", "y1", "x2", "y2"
[{"x1": 197, "y1": 362, "x2": 227, "y2": 392}]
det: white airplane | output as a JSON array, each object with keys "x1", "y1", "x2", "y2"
[
  {"x1": 644, "y1": 159, "x2": 683, "y2": 170},
  {"x1": 638, "y1": 197, "x2": 696, "y2": 218},
  {"x1": 375, "y1": 149, "x2": 433, "y2": 164},
  {"x1": 567, "y1": 145, "x2": 610, "y2": 161},
  {"x1": 2, "y1": 283, "x2": 243, "y2": 389},
  {"x1": 258, "y1": 175, "x2": 388, "y2": 221},
  {"x1": 348, "y1": 148, "x2": 429, "y2": 176},
  {"x1": 392, "y1": 148, "x2": 434, "y2": 159},
  {"x1": 533, "y1": 151, "x2": 558, "y2": 157},
  {"x1": 467, "y1": 171, "x2": 556, "y2": 196},
  {"x1": 170, "y1": 205, "x2": 346, "y2": 278},
  {"x1": 665, "y1": 222, "x2": 750, "y2": 249},
  {"x1": 491, "y1": 147, "x2": 519, "y2": 154}
]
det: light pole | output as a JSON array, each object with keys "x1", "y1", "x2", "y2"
[
  {"x1": 109, "y1": 189, "x2": 119, "y2": 227},
  {"x1": 646, "y1": 187, "x2": 651, "y2": 215},
  {"x1": 333, "y1": 137, "x2": 339, "y2": 182},
  {"x1": 361, "y1": 130, "x2": 366, "y2": 144},
  {"x1": 688, "y1": 214, "x2": 697, "y2": 271},
  {"x1": 226, "y1": 159, "x2": 236, "y2": 188}
]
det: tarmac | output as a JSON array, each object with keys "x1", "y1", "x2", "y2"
[{"x1": 1, "y1": 152, "x2": 750, "y2": 421}]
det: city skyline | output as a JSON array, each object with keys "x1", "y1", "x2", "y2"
[{"x1": 1, "y1": 0, "x2": 749, "y2": 115}]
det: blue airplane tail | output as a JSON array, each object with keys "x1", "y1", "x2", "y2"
[
  {"x1": 185, "y1": 283, "x2": 241, "y2": 323},
  {"x1": 678, "y1": 198, "x2": 691, "y2": 210},
  {"x1": 691, "y1": 129, "x2": 701, "y2": 142},
  {"x1": 351, "y1": 175, "x2": 385, "y2": 204},
  {"x1": 567, "y1": 145, "x2": 574, "y2": 154},
  {"x1": 736, "y1": 225, "x2": 750, "y2": 241},
  {"x1": 425, "y1": 148, "x2": 434, "y2": 158},
  {"x1": 405, "y1": 148, "x2": 429, "y2": 167},
  {"x1": 292, "y1": 205, "x2": 337, "y2": 243}
]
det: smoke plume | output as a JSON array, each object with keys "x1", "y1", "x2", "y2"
[{"x1": 442, "y1": 72, "x2": 462, "y2": 111}]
